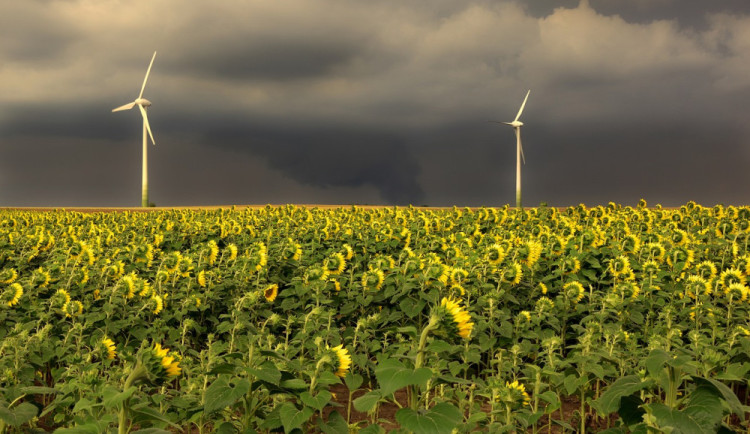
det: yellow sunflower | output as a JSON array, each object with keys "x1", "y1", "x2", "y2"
[
  {"x1": 361, "y1": 269, "x2": 385, "y2": 291},
  {"x1": 4, "y1": 283, "x2": 23, "y2": 307},
  {"x1": 152, "y1": 343, "x2": 182, "y2": 378},
  {"x1": 264, "y1": 284, "x2": 279, "y2": 302},
  {"x1": 102, "y1": 337, "x2": 117, "y2": 360},
  {"x1": 328, "y1": 345, "x2": 352, "y2": 378},
  {"x1": 440, "y1": 297, "x2": 474, "y2": 339}
]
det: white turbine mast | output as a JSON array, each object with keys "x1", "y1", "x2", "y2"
[
  {"x1": 112, "y1": 51, "x2": 157, "y2": 207},
  {"x1": 492, "y1": 89, "x2": 530, "y2": 208}
]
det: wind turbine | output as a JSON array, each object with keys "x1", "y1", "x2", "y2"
[
  {"x1": 112, "y1": 51, "x2": 157, "y2": 207},
  {"x1": 493, "y1": 89, "x2": 530, "y2": 208}
]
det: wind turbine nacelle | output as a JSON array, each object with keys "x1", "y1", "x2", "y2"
[
  {"x1": 135, "y1": 98, "x2": 152, "y2": 107},
  {"x1": 504, "y1": 121, "x2": 524, "y2": 128}
]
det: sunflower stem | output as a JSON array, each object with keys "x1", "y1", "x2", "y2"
[
  {"x1": 119, "y1": 360, "x2": 148, "y2": 434},
  {"x1": 411, "y1": 314, "x2": 439, "y2": 410}
]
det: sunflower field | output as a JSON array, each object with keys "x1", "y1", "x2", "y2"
[{"x1": 1, "y1": 202, "x2": 750, "y2": 433}]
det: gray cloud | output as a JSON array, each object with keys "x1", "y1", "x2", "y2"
[{"x1": 1, "y1": 0, "x2": 750, "y2": 207}]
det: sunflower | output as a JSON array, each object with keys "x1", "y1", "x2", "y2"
[
  {"x1": 32, "y1": 267, "x2": 51, "y2": 288},
  {"x1": 207, "y1": 240, "x2": 219, "y2": 265},
  {"x1": 694, "y1": 260, "x2": 718, "y2": 281},
  {"x1": 621, "y1": 234, "x2": 641, "y2": 254},
  {"x1": 151, "y1": 295, "x2": 163, "y2": 315},
  {"x1": 281, "y1": 238, "x2": 302, "y2": 261},
  {"x1": 724, "y1": 283, "x2": 748, "y2": 302},
  {"x1": 439, "y1": 297, "x2": 474, "y2": 339},
  {"x1": 534, "y1": 296, "x2": 555, "y2": 314},
  {"x1": 226, "y1": 244, "x2": 238, "y2": 261},
  {"x1": 563, "y1": 281, "x2": 585, "y2": 303},
  {"x1": 685, "y1": 275, "x2": 711, "y2": 299},
  {"x1": 671, "y1": 229, "x2": 690, "y2": 245},
  {"x1": 666, "y1": 246, "x2": 695, "y2": 270},
  {"x1": 538, "y1": 282, "x2": 548, "y2": 295},
  {"x1": 63, "y1": 300, "x2": 83, "y2": 318},
  {"x1": 502, "y1": 262, "x2": 523, "y2": 285},
  {"x1": 197, "y1": 270, "x2": 207, "y2": 288},
  {"x1": 449, "y1": 267, "x2": 469, "y2": 285},
  {"x1": 264, "y1": 284, "x2": 279, "y2": 302},
  {"x1": 642, "y1": 260, "x2": 660, "y2": 276},
  {"x1": 0, "y1": 268, "x2": 18, "y2": 285},
  {"x1": 248, "y1": 242, "x2": 268, "y2": 272},
  {"x1": 733, "y1": 255, "x2": 750, "y2": 276},
  {"x1": 521, "y1": 240, "x2": 543, "y2": 267},
  {"x1": 608, "y1": 256, "x2": 632, "y2": 279},
  {"x1": 341, "y1": 244, "x2": 354, "y2": 261},
  {"x1": 51, "y1": 288, "x2": 71, "y2": 308},
  {"x1": 486, "y1": 244, "x2": 506, "y2": 265},
  {"x1": 504, "y1": 380, "x2": 531, "y2": 407},
  {"x1": 328, "y1": 345, "x2": 352, "y2": 378},
  {"x1": 120, "y1": 274, "x2": 136, "y2": 299},
  {"x1": 719, "y1": 268, "x2": 746, "y2": 289},
  {"x1": 361, "y1": 269, "x2": 385, "y2": 291},
  {"x1": 102, "y1": 337, "x2": 117, "y2": 360},
  {"x1": 305, "y1": 266, "x2": 329, "y2": 283},
  {"x1": 561, "y1": 256, "x2": 581, "y2": 275},
  {"x1": 645, "y1": 242, "x2": 666, "y2": 262},
  {"x1": 4, "y1": 283, "x2": 23, "y2": 307},
  {"x1": 617, "y1": 281, "x2": 641, "y2": 299},
  {"x1": 152, "y1": 343, "x2": 181, "y2": 378},
  {"x1": 324, "y1": 252, "x2": 347, "y2": 275}
]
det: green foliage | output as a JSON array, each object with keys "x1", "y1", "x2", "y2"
[{"x1": 0, "y1": 203, "x2": 749, "y2": 432}]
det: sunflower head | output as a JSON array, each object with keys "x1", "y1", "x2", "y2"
[
  {"x1": 645, "y1": 242, "x2": 666, "y2": 262},
  {"x1": 63, "y1": 300, "x2": 83, "y2": 318},
  {"x1": 609, "y1": 256, "x2": 632, "y2": 278},
  {"x1": 438, "y1": 297, "x2": 474, "y2": 340},
  {"x1": 695, "y1": 261, "x2": 718, "y2": 281},
  {"x1": 563, "y1": 281, "x2": 585, "y2": 303},
  {"x1": 361, "y1": 269, "x2": 385, "y2": 291},
  {"x1": 324, "y1": 252, "x2": 347, "y2": 275},
  {"x1": 263, "y1": 284, "x2": 279, "y2": 302},
  {"x1": 341, "y1": 244, "x2": 354, "y2": 261},
  {"x1": 101, "y1": 337, "x2": 117, "y2": 360},
  {"x1": 0, "y1": 268, "x2": 18, "y2": 285},
  {"x1": 502, "y1": 263, "x2": 523, "y2": 285},
  {"x1": 685, "y1": 275, "x2": 711, "y2": 299},
  {"x1": 720, "y1": 268, "x2": 746, "y2": 289},
  {"x1": 496, "y1": 380, "x2": 531, "y2": 409},
  {"x1": 449, "y1": 267, "x2": 469, "y2": 285},
  {"x1": 724, "y1": 283, "x2": 748, "y2": 302},
  {"x1": 520, "y1": 240, "x2": 543, "y2": 267},
  {"x1": 150, "y1": 295, "x2": 163, "y2": 315},
  {"x1": 149, "y1": 342, "x2": 182, "y2": 380},
  {"x1": 327, "y1": 345, "x2": 352, "y2": 378},
  {"x1": 206, "y1": 240, "x2": 219, "y2": 265},
  {"x1": 3, "y1": 283, "x2": 23, "y2": 307}
]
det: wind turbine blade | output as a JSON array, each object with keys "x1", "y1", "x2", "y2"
[
  {"x1": 516, "y1": 128, "x2": 526, "y2": 164},
  {"x1": 112, "y1": 102, "x2": 136, "y2": 112},
  {"x1": 139, "y1": 104, "x2": 156, "y2": 145},
  {"x1": 138, "y1": 51, "x2": 157, "y2": 99},
  {"x1": 513, "y1": 89, "x2": 531, "y2": 122}
]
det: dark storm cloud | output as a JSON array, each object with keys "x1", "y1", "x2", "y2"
[
  {"x1": 201, "y1": 123, "x2": 424, "y2": 205},
  {"x1": 2, "y1": 0, "x2": 750, "y2": 207},
  {"x1": 1, "y1": 102, "x2": 131, "y2": 140},
  {"x1": 522, "y1": 0, "x2": 750, "y2": 29},
  {"x1": 173, "y1": 41, "x2": 360, "y2": 81},
  {"x1": 593, "y1": 0, "x2": 750, "y2": 29}
]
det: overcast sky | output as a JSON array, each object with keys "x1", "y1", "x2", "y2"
[{"x1": 2, "y1": 0, "x2": 749, "y2": 207}]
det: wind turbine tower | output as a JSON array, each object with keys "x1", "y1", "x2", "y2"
[
  {"x1": 112, "y1": 51, "x2": 157, "y2": 207},
  {"x1": 500, "y1": 90, "x2": 530, "y2": 208}
]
